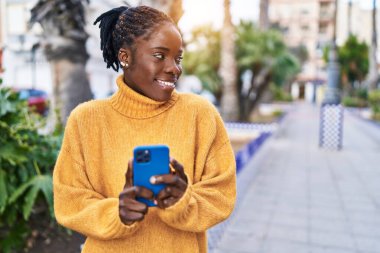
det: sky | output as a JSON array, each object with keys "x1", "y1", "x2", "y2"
[
  {"x1": 178, "y1": 0, "x2": 259, "y2": 34},
  {"x1": 358, "y1": 0, "x2": 380, "y2": 9}
]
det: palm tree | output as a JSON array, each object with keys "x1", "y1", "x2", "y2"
[
  {"x1": 259, "y1": 0, "x2": 270, "y2": 30},
  {"x1": 0, "y1": 48, "x2": 3, "y2": 74},
  {"x1": 365, "y1": 0, "x2": 379, "y2": 90},
  {"x1": 30, "y1": 0, "x2": 92, "y2": 125},
  {"x1": 140, "y1": 0, "x2": 183, "y2": 24},
  {"x1": 236, "y1": 22, "x2": 300, "y2": 121},
  {"x1": 219, "y1": 0, "x2": 239, "y2": 121}
]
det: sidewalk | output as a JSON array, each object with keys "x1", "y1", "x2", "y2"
[{"x1": 213, "y1": 103, "x2": 380, "y2": 253}]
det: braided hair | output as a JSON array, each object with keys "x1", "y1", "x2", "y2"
[{"x1": 94, "y1": 6, "x2": 174, "y2": 72}]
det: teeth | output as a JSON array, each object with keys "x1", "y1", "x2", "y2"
[{"x1": 157, "y1": 79, "x2": 175, "y2": 88}]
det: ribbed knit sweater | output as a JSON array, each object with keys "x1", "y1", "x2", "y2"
[{"x1": 53, "y1": 75, "x2": 236, "y2": 253}]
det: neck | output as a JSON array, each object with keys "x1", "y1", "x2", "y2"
[{"x1": 110, "y1": 75, "x2": 178, "y2": 119}]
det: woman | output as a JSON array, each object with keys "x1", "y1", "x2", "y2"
[{"x1": 53, "y1": 5, "x2": 236, "y2": 253}]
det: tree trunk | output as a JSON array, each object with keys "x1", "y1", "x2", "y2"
[
  {"x1": 247, "y1": 79, "x2": 270, "y2": 119},
  {"x1": 259, "y1": 0, "x2": 270, "y2": 30},
  {"x1": 366, "y1": 0, "x2": 379, "y2": 91},
  {"x1": 140, "y1": 0, "x2": 183, "y2": 24},
  {"x1": 30, "y1": 0, "x2": 92, "y2": 126},
  {"x1": 50, "y1": 59, "x2": 92, "y2": 125},
  {"x1": 41, "y1": 36, "x2": 92, "y2": 126},
  {"x1": 0, "y1": 48, "x2": 3, "y2": 74},
  {"x1": 219, "y1": 0, "x2": 239, "y2": 121},
  {"x1": 348, "y1": 0, "x2": 352, "y2": 35},
  {"x1": 240, "y1": 65, "x2": 271, "y2": 121}
]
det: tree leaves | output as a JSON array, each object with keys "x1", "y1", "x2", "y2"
[
  {"x1": 0, "y1": 89, "x2": 16, "y2": 117},
  {"x1": 236, "y1": 20, "x2": 296, "y2": 78},
  {"x1": 0, "y1": 143, "x2": 29, "y2": 165},
  {"x1": 182, "y1": 21, "x2": 300, "y2": 120},
  {"x1": 182, "y1": 24, "x2": 222, "y2": 94},
  {"x1": 323, "y1": 35, "x2": 369, "y2": 90},
  {"x1": 8, "y1": 174, "x2": 53, "y2": 220},
  {"x1": 0, "y1": 222, "x2": 29, "y2": 253},
  {"x1": 0, "y1": 85, "x2": 62, "y2": 252},
  {"x1": 235, "y1": 21, "x2": 300, "y2": 120},
  {"x1": 0, "y1": 169, "x2": 8, "y2": 214}
]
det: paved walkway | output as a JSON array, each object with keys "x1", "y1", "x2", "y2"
[{"x1": 213, "y1": 103, "x2": 380, "y2": 253}]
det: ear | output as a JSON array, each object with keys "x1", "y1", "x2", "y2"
[{"x1": 118, "y1": 48, "x2": 131, "y2": 65}]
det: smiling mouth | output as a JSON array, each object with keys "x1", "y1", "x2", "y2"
[{"x1": 156, "y1": 79, "x2": 176, "y2": 88}]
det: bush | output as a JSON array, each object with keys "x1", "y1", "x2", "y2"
[
  {"x1": 270, "y1": 84, "x2": 293, "y2": 102},
  {"x1": 0, "y1": 83, "x2": 62, "y2": 252},
  {"x1": 272, "y1": 110, "x2": 284, "y2": 118},
  {"x1": 355, "y1": 88, "x2": 368, "y2": 100},
  {"x1": 342, "y1": 96, "x2": 368, "y2": 108},
  {"x1": 368, "y1": 90, "x2": 380, "y2": 121}
]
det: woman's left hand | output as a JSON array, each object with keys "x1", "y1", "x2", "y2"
[{"x1": 153, "y1": 158, "x2": 188, "y2": 209}]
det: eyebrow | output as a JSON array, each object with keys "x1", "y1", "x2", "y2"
[
  {"x1": 152, "y1": 46, "x2": 184, "y2": 53},
  {"x1": 152, "y1": 46, "x2": 169, "y2": 51}
]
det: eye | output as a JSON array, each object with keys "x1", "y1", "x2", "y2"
[{"x1": 153, "y1": 53, "x2": 165, "y2": 60}]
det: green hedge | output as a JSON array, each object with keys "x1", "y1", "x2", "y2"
[
  {"x1": 368, "y1": 90, "x2": 380, "y2": 121},
  {"x1": 342, "y1": 96, "x2": 368, "y2": 108},
  {"x1": 270, "y1": 84, "x2": 293, "y2": 102},
  {"x1": 0, "y1": 83, "x2": 62, "y2": 252}
]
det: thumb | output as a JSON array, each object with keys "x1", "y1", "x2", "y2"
[{"x1": 125, "y1": 159, "x2": 133, "y2": 187}]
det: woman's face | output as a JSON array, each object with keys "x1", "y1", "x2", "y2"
[{"x1": 120, "y1": 22, "x2": 183, "y2": 102}]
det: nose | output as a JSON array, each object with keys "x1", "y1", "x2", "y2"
[{"x1": 165, "y1": 59, "x2": 182, "y2": 78}]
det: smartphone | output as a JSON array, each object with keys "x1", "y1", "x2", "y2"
[{"x1": 133, "y1": 145, "x2": 170, "y2": 207}]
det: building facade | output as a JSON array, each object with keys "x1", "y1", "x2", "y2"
[
  {"x1": 336, "y1": 1, "x2": 375, "y2": 47},
  {"x1": 269, "y1": 0, "x2": 379, "y2": 89},
  {"x1": 269, "y1": 0, "x2": 336, "y2": 84}
]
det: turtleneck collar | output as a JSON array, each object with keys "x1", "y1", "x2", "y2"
[{"x1": 110, "y1": 75, "x2": 179, "y2": 119}]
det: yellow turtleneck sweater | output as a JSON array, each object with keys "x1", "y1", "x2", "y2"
[{"x1": 53, "y1": 75, "x2": 236, "y2": 253}]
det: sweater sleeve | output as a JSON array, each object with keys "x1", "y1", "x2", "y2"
[
  {"x1": 53, "y1": 111, "x2": 140, "y2": 240},
  {"x1": 157, "y1": 112, "x2": 237, "y2": 232}
]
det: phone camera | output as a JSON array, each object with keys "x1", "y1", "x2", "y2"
[{"x1": 136, "y1": 150, "x2": 151, "y2": 163}]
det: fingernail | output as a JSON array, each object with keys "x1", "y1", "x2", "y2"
[{"x1": 150, "y1": 176, "x2": 156, "y2": 184}]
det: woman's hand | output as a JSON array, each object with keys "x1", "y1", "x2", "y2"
[
  {"x1": 119, "y1": 160, "x2": 153, "y2": 225},
  {"x1": 153, "y1": 158, "x2": 188, "y2": 209}
]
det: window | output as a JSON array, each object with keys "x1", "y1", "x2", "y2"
[
  {"x1": 319, "y1": 24, "x2": 328, "y2": 34},
  {"x1": 301, "y1": 9, "x2": 309, "y2": 15}
]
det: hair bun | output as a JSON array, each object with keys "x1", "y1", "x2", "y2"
[{"x1": 93, "y1": 6, "x2": 128, "y2": 26}]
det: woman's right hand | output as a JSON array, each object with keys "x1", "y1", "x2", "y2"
[{"x1": 119, "y1": 160, "x2": 153, "y2": 225}]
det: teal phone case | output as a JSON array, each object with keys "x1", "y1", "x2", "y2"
[{"x1": 133, "y1": 145, "x2": 169, "y2": 207}]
